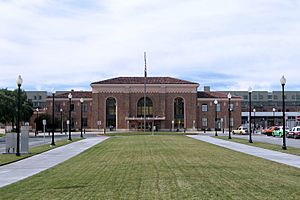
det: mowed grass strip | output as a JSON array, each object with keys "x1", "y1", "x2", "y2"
[
  {"x1": 0, "y1": 138, "x2": 82, "y2": 166},
  {"x1": 0, "y1": 136, "x2": 299, "y2": 200},
  {"x1": 217, "y1": 136, "x2": 300, "y2": 156},
  {"x1": 105, "y1": 131, "x2": 198, "y2": 136}
]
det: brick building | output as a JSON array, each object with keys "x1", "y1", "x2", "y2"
[
  {"x1": 46, "y1": 91, "x2": 93, "y2": 131},
  {"x1": 43, "y1": 77, "x2": 242, "y2": 131}
]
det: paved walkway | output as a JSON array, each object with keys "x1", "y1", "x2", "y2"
[
  {"x1": 0, "y1": 136, "x2": 109, "y2": 188},
  {"x1": 188, "y1": 135, "x2": 300, "y2": 169}
]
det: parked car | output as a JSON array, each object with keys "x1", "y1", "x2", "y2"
[
  {"x1": 287, "y1": 126, "x2": 300, "y2": 139},
  {"x1": 232, "y1": 127, "x2": 248, "y2": 134},
  {"x1": 272, "y1": 126, "x2": 289, "y2": 137},
  {"x1": 262, "y1": 126, "x2": 278, "y2": 136}
]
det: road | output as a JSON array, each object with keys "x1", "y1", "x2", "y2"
[{"x1": 0, "y1": 132, "x2": 100, "y2": 153}]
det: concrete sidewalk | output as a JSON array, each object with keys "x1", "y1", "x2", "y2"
[
  {"x1": 188, "y1": 135, "x2": 300, "y2": 169},
  {"x1": 0, "y1": 136, "x2": 109, "y2": 188}
]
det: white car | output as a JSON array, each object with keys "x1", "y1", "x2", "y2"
[{"x1": 232, "y1": 127, "x2": 248, "y2": 134}]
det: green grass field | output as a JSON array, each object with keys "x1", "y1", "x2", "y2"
[
  {"x1": 0, "y1": 138, "x2": 82, "y2": 166},
  {"x1": 217, "y1": 136, "x2": 300, "y2": 156},
  {"x1": 105, "y1": 131, "x2": 198, "y2": 136},
  {"x1": 0, "y1": 135, "x2": 299, "y2": 199}
]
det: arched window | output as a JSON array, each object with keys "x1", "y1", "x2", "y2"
[
  {"x1": 137, "y1": 97, "x2": 153, "y2": 117},
  {"x1": 106, "y1": 97, "x2": 116, "y2": 128},
  {"x1": 174, "y1": 97, "x2": 184, "y2": 129}
]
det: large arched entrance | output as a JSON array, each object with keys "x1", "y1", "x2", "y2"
[
  {"x1": 106, "y1": 97, "x2": 116, "y2": 129},
  {"x1": 174, "y1": 97, "x2": 184, "y2": 129}
]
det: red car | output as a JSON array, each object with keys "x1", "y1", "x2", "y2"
[
  {"x1": 287, "y1": 126, "x2": 300, "y2": 139},
  {"x1": 262, "y1": 126, "x2": 278, "y2": 136}
]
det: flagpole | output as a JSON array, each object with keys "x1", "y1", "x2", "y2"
[{"x1": 144, "y1": 52, "x2": 147, "y2": 132}]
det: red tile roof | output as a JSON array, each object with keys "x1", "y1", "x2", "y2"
[
  {"x1": 47, "y1": 91, "x2": 92, "y2": 99},
  {"x1": 197, "y1": 92, "x2": 241, "y2": 99},
  {"x1": 91, "y1": 77, "x2": 198, "y2": 85}
]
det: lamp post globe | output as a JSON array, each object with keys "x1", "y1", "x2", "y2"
[
  {"x1": 16, "y1": 75, "x2": 23, "y2": 156},
  {"x1": 214, "y1": 99, "x2": 218, "y2": 136},
  {"x1": 280, "y1": 76, "x2": 287, "y2": 150},
  {"x1": 248, "y1": 87, "x2": 253, "y2": 143},
  {"x1": 68, "y1": 93, "x2": 72, "y2": 141},
  {"x1": 80, "y1": 98, "x2": 84, "y2": 138},
  {"x1": 227, "y1": 93, "x2": 232, "y2": 139}
]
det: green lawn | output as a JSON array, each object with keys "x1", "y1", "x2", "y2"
[
  {"x1": 0, "y1": 136, "x2": 299, "y2": 199},
  {"x1": 0, "y1": 138, "x2": 82, "y2": 166},
  {"x1": 216, "y1": 136, "x2": 300, "y2": 156},
  {"x1": 0, "y1": 133, "x2": 5, "y2": 137},
  {"x1": 105, "y1": 131, "x2": 198, "y2": 136}
]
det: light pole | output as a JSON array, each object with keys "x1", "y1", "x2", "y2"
[
  {"x1": 227, "y1": 93, "x2": 232, "y2": 139},
  {"x1": 68, "y1": 93, "x2": 72, "y2": 141},
  {"x1": 60, "y1": 108, "x2": 63, "y2": 134},
  {"x1": 253, "y1": 108, "x2": 256, "y2": 134},
  {"x1": 171, "y1": 120, "x2": 174, "y2": 132},
  {"x1": 214, "y1": 99, "x2": 218, "y2": 136},
  {"x1": 16, "y1": 75, "x2": 23, "y2": 156},
  {"x1": 248, "y1": 87, "x2": 253, "y2": 143},
  {"x1": 51, "y1": 91, "x2": 55, "y2": 146},
  {"x1": 272, "y1": 107, "x2": 276, "y2": 126},
  {"x1": 80, "y1": 98, "x2": 84, "y2": 138},
  {"x1": 280, "y1": 76, "x2": 287, "y2": 150},
  {"x1": 35, "y1": 108, "x2": 39, "y2": 136}
]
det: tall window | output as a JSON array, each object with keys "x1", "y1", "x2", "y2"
[
  {"x1": 216, "y1": 103, "x2": 221, "y2": 112},
  {"x1": 106, "y1": 97, "x2": 116, "y2": 128},
  {"x1": 174, "y1": 97, "x2": 184, "y2": 129},
  {"x1": 202, "y1": 118, "x2": 208, "y2": 127},
  {"x1": 202, "y1": 104, "x2": 208, "y2": 112},
  {"x1": 137, "y1": 97, "x2": 153, "y2": 117}
]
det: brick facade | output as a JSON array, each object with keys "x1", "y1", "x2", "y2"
[{"x1": 41, "y1": 77, "x2": 242, "y2": 132}]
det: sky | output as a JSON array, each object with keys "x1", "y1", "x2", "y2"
[{"x1": 0, "y1": 0, "x2": 300, "y2": 92}]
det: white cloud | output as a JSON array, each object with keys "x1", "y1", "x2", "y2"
[{"x1": 0, "y1": 0, "x2": 300, "y2": 91}]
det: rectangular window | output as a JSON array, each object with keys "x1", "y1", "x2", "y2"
[
  {"x1": 34, "y1": 96, "x2": 37, "y2": 100},
  {"x1": 273, "y1": 95, "x2": 278, "y2": 100},
  {"x1": 39, "y1": 96, "x2": 42, "y2": 100},
  {"x1": 253, "y1": 95, "x2": 257, "y2": 100},
  {"x1": 82, "y1": 118, "x2": 88, "y2": 127},
  {"x1": 243, "y1": 95, "x2": 248, "y2": 100},
  {"x1": 230, "y1": 103, "x2": 234, "y2": 111},
  {"x1": 71, "y1": 104, "x2": 75, "y2": 112},
  {"x1": 202, "y1": 104, "x2": 208, "y2": 112},
  {"x1": 217, "y1": 104, "x2": 221, "y2": 112},
  {"x1": 230, "y1": 118, "x2": 234, "y2": 127},
  {"x1": 83, "y1": 103, "x2": 88, "y2": 112},
  {"x1": 202, "y1": 118, "x2": 208, "y2": 127},
  {"x1": 55, "y1": 104, "x2": 61, "y2": 112}
]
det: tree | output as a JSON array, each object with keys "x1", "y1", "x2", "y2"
[{"x1": 0, "y1": 88, "x2": 33, "y2": 128}]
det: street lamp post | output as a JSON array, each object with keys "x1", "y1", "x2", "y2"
[
  {"x1": 214, "y1": 99, "x2": 218, "y2": 136},
  {"x1": 60, "y1": 108, "x2": 63, "y2": 134},
  {"x1": 253, "y1": 108, "x2": 256, "y2": 134},
  {"x1": 16, "y1": 75, "x2": 23, "y2": 156},
  {"x1": 51, "y1": 92, "x2": 55, "y2": 146},
  {"x1": 68, "y1": 93, "x2": 72, "y2": 141},
  {"x1": 227, "y1": 93, "x2": 232, "y2": 139},
  {"x1": 280, "y1": 76, "x2": 287, "y2": 150},
  {"x1": 35, "y1": 108, "x2": 39, "y2": 136},
  {"x1": 272, "y1": 107, "x2": 276, "y2": 126},
  {"x1": 80, "y1": 98, "x2": 84, "y2": 138},
  {"x1": 248, "y1": 87, "x2": 253, "y2": 143},
  {"x1": 171, "y1": 120, "x2": 174, "y2": 132}
]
